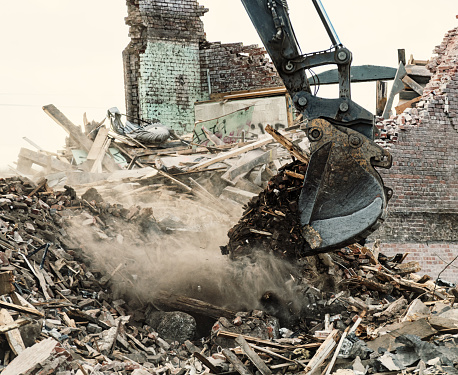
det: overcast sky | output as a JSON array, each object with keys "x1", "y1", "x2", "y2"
[{"x1": 0, "y1": 1, "x2": 456, "y2": 169}]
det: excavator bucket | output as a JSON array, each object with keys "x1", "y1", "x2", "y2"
[
  {"x1": 298, "y1": 119, "x2": 392, "y2": 254},
  {"x1": 239, "y1": 0, "x2": 393, "y2": 254}
]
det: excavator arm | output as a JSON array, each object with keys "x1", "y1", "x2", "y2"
[{"x1": 241, "y1": 0, "x2": 393, "y2": 253}]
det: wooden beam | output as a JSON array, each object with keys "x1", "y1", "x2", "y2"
[
  {"x1": 265, "y1": 125, "x2": 309, "y2": 164},
  {"x1": 202, "y1": 125, "x2": 225, "y2": 146},
  {"x1": 193, "y1": 352, "x2": 222, "y2": 374},
  {"x1": 235, "y1": 335, "x2": 272, "y2": 375},
  {"x1": 18, "y1": 148, "x2": 71, "y2": 172},
  {"x1": 188, "y1": 137, "x2": 273, "y2": 171},
  {"x1": 221, "y1": 149, "x2": 277, "y2": 184},
  {"x1": 303, "y1": 329, "x2": 339, "y2": 373},
  {"x1": 324, "y1": 328, "x2": 349, "y2": 375},
  {"x1": 90, "y1": 137, "x2": 112, "y2": 174},
  {"x1": 402, "y1": 75, "x2": 424, "y2": 96},
  {"x1": 376, "y1": 81, "x2": 388, "y2": 117},
  {"x1": 42, "y1": 104, "x2": 119, "y2": 172},
  {"x1": 154, "y1": 291, "x2": 236, "y2": 320},
  {"x1": 222, "y1": 348, "x2": 253, "y2": 375},
  {"x1": 86, "y1": 127, "x2": 110, "y2": 160},
  {"x1": 395, "y1": 96, "x2": 421, "y2": 115},
  {"x1": 398, "y1": 49, "x2": 406, "y2": 65},
  {"x1": 217, "y1": 330, "x2": 321, "y2": 350},
  {"x1": 0, "y1": 300, "x2": 44, "y2": 317},
  {"x1": 0, "y1": 318, "x2": 30, "y2": 334},
  {"x1": 0, "y1": 309, "x2": 25, "y2": 355}
]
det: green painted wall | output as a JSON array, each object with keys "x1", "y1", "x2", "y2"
[{"x1": 138, "y1": 39, "x2": 204, "y2": 133}]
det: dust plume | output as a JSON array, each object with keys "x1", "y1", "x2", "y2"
[{"x1": 65, "y1": 192, "x2": 306, "y2": 315}]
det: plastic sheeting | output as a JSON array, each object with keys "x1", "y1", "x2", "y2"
[{"x1": 108, "y1": 107, "x2": 170, "y2": 145}]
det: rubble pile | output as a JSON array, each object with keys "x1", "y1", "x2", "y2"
[
  {"x1": 0, "y1": 174, "x2": 457, "y2": 374},
  {"x1": 375, "y1": 108, "x2": 423, "y2": 148},
  {"x1": 222, "y1": 159, "x2": 307, "y2": 260},
  {"x1": 1, "y1": 99, "x2": 455, "y2": 374}
]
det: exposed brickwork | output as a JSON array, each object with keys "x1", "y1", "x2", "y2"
[
  {"x1": 199, "y1": 42, "x2": 282, "y2": 96},
  {"x1": 370, "y1": 26, "x2": 458, "y2": 281},
  {"x1": 123, "y1": 1, "x2": 282, "y2": 133},
  {"x1": 123, "y1": 0, "x2": 146, "y2": 124},
  {"x1": 123, "y1": 0, "x2": 208, "y2": 132},
  {"x1": 379, "y1": 243, "x2": 458, "y2": 283}
]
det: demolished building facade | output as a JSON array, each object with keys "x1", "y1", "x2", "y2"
[
  {"x1": 123, "y1": 0, "x2": 457, "y2": 280},
  {"x1": 371, "y1": 27, "x2": 458, "y2": 281},
  {"x1": 123, "y1": 0, "x2": 282, "y2": 132}
]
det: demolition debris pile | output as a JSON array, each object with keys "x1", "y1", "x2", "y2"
[
  {"x1": 1, "y1": 158, "x2": 458, "y2": 373},
  {"x1": 2, "y1": 94, "x2": 457, "y2": 374}
]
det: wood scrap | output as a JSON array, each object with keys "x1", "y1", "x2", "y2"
[
  {"x1": 265, "y1": 125, "x2": 309, "y2": 164},
  {"x1": 0, "y1": 299, "x2": 44, "y2": 317},
  {"x1": 188, "y1": 137, "x2": 273, "y2": 171},
  {"x1": 222, "y1": 348, "x2": 253, "y2": 375},
  {"x1": 0, "y1": 308, "x2": 25, "y2": 355},
  {"x1": 235, "y1": 335, "x2": 272, "y2": 375}
]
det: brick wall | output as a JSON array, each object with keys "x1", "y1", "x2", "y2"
[
  {"x1": 369, "y1": 26, "x2": 458, "y2": 281},
  {"x1": 123, "y1": 1, "x2": 282, "y2": 133},
  {"x1": 199, "y1": 42, "x2": 282, "y2": 96},
  {"x1": 123, "y1": 0, "x2": 208, "y2": 132}
]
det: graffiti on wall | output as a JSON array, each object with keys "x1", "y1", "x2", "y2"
[{"x1": 192, "y1": 106, "x2": 255, "y2": 146}]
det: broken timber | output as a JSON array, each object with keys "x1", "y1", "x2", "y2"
[
  {"x1": 188, "y1": 137, "x2": 274, "y2": 171},
  {"x1": 235, "y1": 335, "x2": 272, "y2": 375},
  {"x1": 154, "y1": 291, "x2": 237, "y2": 320},
  {"x1": 222, "y1": 348, "x2": 253, "y2": 375},
  {"x1": 42, "y1": 104, "x2": 119, "y2": 172},
  {"x1": 265, "y1": 125, "x2": 309, "y2": 164}
]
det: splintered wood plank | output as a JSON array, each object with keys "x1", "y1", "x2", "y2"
[
  {"x1": 221, "y1": 149, "x2": 277, "y2": 183},
  {"x1": 33, "y1": 264, "x2": 52, "y2": 301},
  {"x1": 90, "y1": 137, "x2": 112, "y2": 173},
  {"x1": 188, "y1": 137, "x2": 273, "y2": 171},
  {"x1": 0, "y1": 299, "x2": 44, "y2": 317},
  {"x1": 222, "y1": 348, "x2": 252, "y2": 375},
  {"x1": 202, "y1": 125, "x2": 225, "y2": 146},
  {"x1": 154, "y1": 292, "x2": 236, "y2": 320},
  {"x1": 193, "y1": 351, "x2": 221, "y2": 374},
  {"x1": 235, "y1": 335, "x2": 272, "y2": 375},
  {"x1": 265, "y1": 125, "x2": 309, "y2": 164},
  {"x1": 1, "y1": 338, "x2": 59, "y2": 375},
  {"x1": 395, "y1": 96, "x2": 421, "y2": 115},
  {"x1": 0, "y1": 272, "x2": 15, "y2": 295},
  {"x1": 304, "y1": 329, "x2": 339, "y2": 373},
  {"x1": 402, "y1": 76, "x2": 424, "y2": 96},
  {"x1": 42, "y1": 104, "x2": 119, "y2": 172},
  {"x1": 86, "y1": 127, "x2": 110, "y2": 160},
  {"x1": 0, "y1": 319, "x2": 30, "y2": 334},
  {"x1": 0, "y1": 309, "x2": 26, "y2": 355},
  {"x1": 18, "y1": 148, "x2": 70, "y2": 172}
]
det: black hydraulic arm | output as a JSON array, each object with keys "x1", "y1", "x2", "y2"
[
  {"x1": 240, "y1": 0, "x2": 375, "y2": 138},
  {"x1": 240, "y1": 0, "x2": 311, "y2": 95}
]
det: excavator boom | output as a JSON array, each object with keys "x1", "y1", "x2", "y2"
[{"x1": 240, "y1": 0, "x2": 392, "y2": 253}]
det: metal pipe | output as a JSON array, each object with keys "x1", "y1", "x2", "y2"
[{"x1": 311, "y1": 0, "x2": 341, "y2": 47}]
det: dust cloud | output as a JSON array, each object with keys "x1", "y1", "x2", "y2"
[{"x1": 66, "y1": 190, "x2": 306, "y2": 314}]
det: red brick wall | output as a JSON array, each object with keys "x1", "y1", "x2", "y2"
[
  {"x1": 369, "y1": 26, "x2": 458, "y2": 282},
  {"x1": 380, "y1": 244, "x2": 457, "y2": 283},
  {"x1": 199, "y1": 42, "x2": 283, "y2": 96}
]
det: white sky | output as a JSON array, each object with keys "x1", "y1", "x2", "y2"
[{"x1": 0, "y1": 1, "x2": 456, "y2": 169}]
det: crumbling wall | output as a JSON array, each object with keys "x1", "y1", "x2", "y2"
[
  {"x1": 199, "y1": 42, "x2": 282, "y2": 96},
  {"x1": 123, "y1": 0, "x2": 208, "y2": 132},
  {"x1": 123, "y1": 1, "x2": 283, "y2": 133},
  {"x1": 369, "y1": 26, "x2": 458, "y2": 280}
]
